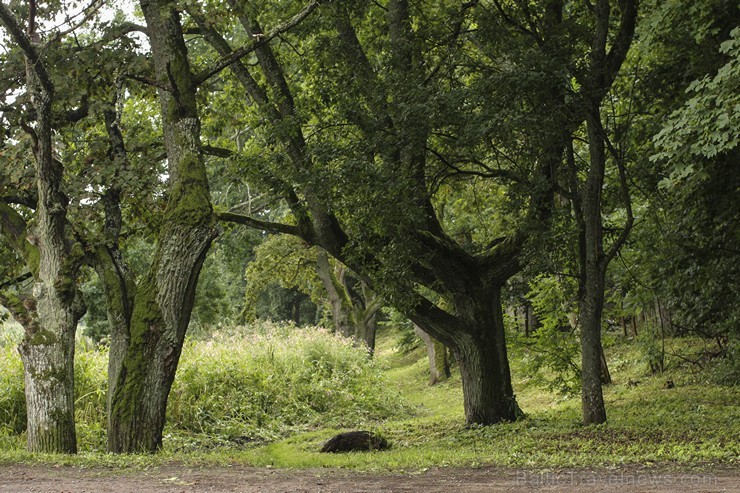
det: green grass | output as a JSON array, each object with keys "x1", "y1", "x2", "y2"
[{"x1": 0, "y1": 322, "x2": 737, "y2": 471}]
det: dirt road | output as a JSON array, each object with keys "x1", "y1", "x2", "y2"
[{"x1": 0, "y1": 464, "x2": 735, "y2": 493}]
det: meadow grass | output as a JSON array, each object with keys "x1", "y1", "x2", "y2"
[{"x1": 0, "y1": 321, "x2": 737, "y2": 471}]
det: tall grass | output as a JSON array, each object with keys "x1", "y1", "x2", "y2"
[
  {"x1": 0, "y1": 343, "x2": 25, "y2": 438},
  {"x1": 0, "y1": 321, "x2": 409, "y2": 451},
  {"x1": 166, "y1": 323, "x2": 409, "y2": 447}
]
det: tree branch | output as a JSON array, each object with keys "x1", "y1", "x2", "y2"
[
  {"x1": 215, "y1": 211, "x2": 300, "y2": 236},
  {"x1": 44, "y1": 0, "x2": 105, "y2": 46},
  {"x1": 124, "y1": 73, "x2": 171, "y2": 92},
  {"x1": 193, "y1": 0, "x2": 321, "y2": 85},
  {"x1": 187, "y1": 7, "x2": 271, "y2": 108},
  {"x1": 203, "y1": 145, "x2": 235, "y2": 158},
  {"x1": 0, "y1": 271, "x2": 32, "y2": 290},
  {"x1": 87, "y1": 21, "x2": 148, "y2": 49},
  {"x1": 491, "y1": 0, "x2": 542, "y2": 45},
  {"x1": 0, "y1": 3, "x2": 53, "y2": 94}
]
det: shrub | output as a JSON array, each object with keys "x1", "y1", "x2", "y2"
[
  {"x1": 166, "y1": 322, "x2": 409, "y2": 444},
  {"x1": 0, "y1": 321, "x2": 409, "y2": 451}
]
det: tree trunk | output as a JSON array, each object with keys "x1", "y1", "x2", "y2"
[
  {"x1": 315, "y1": 249, "x2": 381, "y2": 354},
  {"x1": 599, "y1": 343, "x2": 612, "y2": 384},
  {"x1": 0, "y1": 4, "x2": 85, "y2": 453},
  {"x1": 414, "y1": 324, "x2": 442, "y2": 385},
  {"x1": 93, "y1": 248, "x2": 133, "y2": 432},
  {"x1": 580, "y1": 284, "x2": 607, "y2": 424},
  {"x1": 18, "y1": 312, "x2": 77, "y2": 453},
  {"x1": 107, "y1": 0, "x2": 214, "y2": 453},
  {"x1": 414, "y1": 324, "x2": 450, "y2": 385},
  {"x1": 360, "y1": 310, "x2": 377, "y2": 356},
  {"x1": 578, "y1": 108, "x2": 609, "y2": 426},
  {"x1": 444, "y1": 287, "x2": 519, "y2": 424},
  {"x1": 315, "y1": 250, "x2": 353, "y2": 337},
  {"x1": 453, "y1": 330, "x2": 518, "y2": 424},
  {"x1": 525, "y1": 304, "x2": 540, "y2": 336}
]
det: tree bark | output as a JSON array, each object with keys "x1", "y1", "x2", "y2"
[
  {"x1": 579, "y1": 270, "x2": 608, "y2": 424},
  {"x1": 107, "y1": 0, "x2": 214, "y2": 453},
  {"x1": 572, "y1": 0, "x2": 637, "y2": 426},
  {"x1": 577, "y1": 105, "x2": 609, "y2": 425},
  {"x1": 453, "y1": 292, "x2": 519, "y2": 423}
]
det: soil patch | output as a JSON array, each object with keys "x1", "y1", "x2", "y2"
[{"x1": 0, "y1": 464, "x2": 735, "y2": 492}]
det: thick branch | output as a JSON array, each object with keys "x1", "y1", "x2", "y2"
[
  {"x1": 187, "y1": 8, "x2": 271, "y2": 108},
  {"x1": 604, "y1": 0, "x2": 638, "y2": 91},
  {"x1": 0, "y1": 271, "x2": 32, "y2": 290},
  {"x1": 202, "y1": 145, "x2": 235, "y2": 158},
  {"x1": 216, "y1": 211, "x2": 300, "y2": 236}
]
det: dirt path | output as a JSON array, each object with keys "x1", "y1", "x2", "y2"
[{"x1": 0, "y1": 464, "x2": 736, "y2": 493}]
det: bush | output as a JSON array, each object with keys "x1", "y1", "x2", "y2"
[
  {"x1": 0, "y1": 321, "x2": 409, "y2": 451},
  {"x1": 166, "y1": 322, "x2": 409, "y2": 445},
  {"x1": 73, "y1": 339, "x2": 108, "y2": 451}
]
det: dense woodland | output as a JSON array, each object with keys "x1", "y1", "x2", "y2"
[{"x1": 0, "y1": 0, "x2": 738, "y2": 456}]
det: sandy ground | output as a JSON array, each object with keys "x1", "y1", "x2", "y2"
[{"x1": 0, "y1": 464, "x2": 736, "y2": 493}]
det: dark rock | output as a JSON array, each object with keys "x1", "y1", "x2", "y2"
[{"x1": 320, "y1": 431, "x2": 389, "y2": 453}]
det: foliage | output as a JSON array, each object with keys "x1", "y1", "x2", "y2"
[
  {"x1": 1, "y1": 0, "x2": 738, "y2": 459},
  {"x1": 380, "y1": 307, "x2": 419, "y2": 354},
  {"x1": 0, "y1": 327, "x2": 24, "y2": 437},
  {"x1": 511, "y1": 275, "x2": 581, "y2": 396},
  {"x1": 72, "y1": 341, "x2": 109, "y2": 452},
  {"x1": 651, "y1": 26, "x2": 740, "y2": 172},
  {"x1": 637, "y1": 322, "x2": 666, "y2": 375},
  {"x1": 242, "y1": 235, "x2": 324, "y2": 325}
]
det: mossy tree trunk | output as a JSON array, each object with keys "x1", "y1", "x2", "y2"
[
  {"x1": 410, "y1": 280, "x2": 521, "y2": 424},
  {"x1": 106, "y1": 0, "x2": 214, "y2": 453},
  {"x1": 0, "y1": 4, "x2": 86, "y2": 453}
]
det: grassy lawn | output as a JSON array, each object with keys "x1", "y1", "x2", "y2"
[{"x1": 0, "y1": 325, "x2": 737, "y2": 471}]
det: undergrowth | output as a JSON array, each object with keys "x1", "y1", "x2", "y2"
[
  {"x1": 0, "y1": 322, "x2": 409, "y2": 453},
  {"x1": 0, "y1": 321, "x2": 737, "y2": 471}
]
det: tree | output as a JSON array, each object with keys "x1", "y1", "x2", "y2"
[
  {"x1": 199, "y1": 0, "x2": 528, "y2": 424},
  {"x1": 414, "y1": 324, "x2": 452, "y2": 386},
  {"x1": 568, "y1": 0, "x2": 638, "y2": 424},
  {"x1": 105, "y1": 0, "x2": 216, "y2": 453},
  {"x1": 315, "y1": 249, "x2": 382, "y2": 355},
  {"x1": 242, "y1": 234, "x2": 381, "y2": 352},
  {"x1": 0, "y1": 2, "x2": 86, "y2": 453}
]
